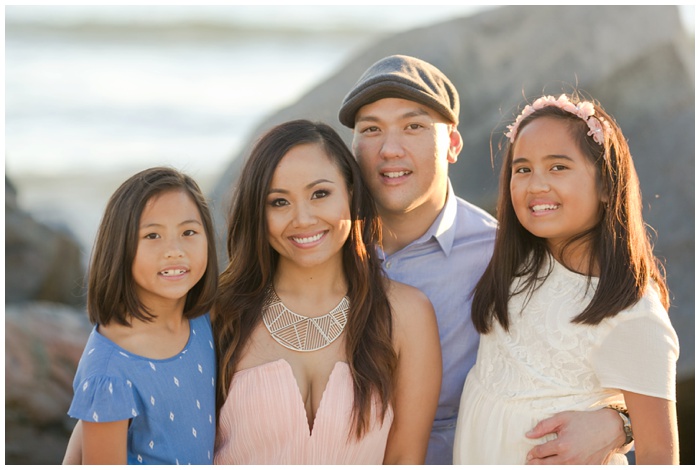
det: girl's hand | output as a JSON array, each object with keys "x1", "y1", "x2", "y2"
[
  {"x1": 525, "y1": 408, "x2": 625, "y2": 464},
  {"x1": 83, "y1": 419, "x2": 129, "y2": 464}
]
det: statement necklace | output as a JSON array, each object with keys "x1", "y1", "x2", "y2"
[{"x1": 262, "y1": 288, "x2": 349, "y2": 352}]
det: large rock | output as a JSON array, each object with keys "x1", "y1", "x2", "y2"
[
  {"x1": 6, "y1": 177, "x2": 86, "y2": 307},
  {"x1": 212, "y1": 4, "x2": 693, "y2": 377},
  {"x1": 5, "y1": 302, "x2": 91, "y2": 464},
  {"x1": 212, "y1": 5, "x2": 694, "y2": 462},
  {"x1": 5, "y1": 178, "x2": 91, "y2": 464}
]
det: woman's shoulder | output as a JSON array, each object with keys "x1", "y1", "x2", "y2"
[
  {"x1": 386, "y1": 279, "x2": 431, "y2": 305},
  {"x1": 385, "y1": 280, "x2": 441, "y2": 373},
  {"x1": 386, "y1": 280, "x2": 436, "y2": 328}
]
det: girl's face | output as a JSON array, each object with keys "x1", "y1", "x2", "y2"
[
  {"x1": 266, "y1": 142, "x2": 352, "y2": 271},
  {"x1": 132, "y1": 189, "x2": 208, "y2": 311},
  {"x1": 510, "y1": 116, "x2": 605, "y2": 254}
]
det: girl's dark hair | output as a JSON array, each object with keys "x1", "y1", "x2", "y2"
[
  {"x1": 473, "y1": 92, "x2": 669, "y2": 333},
  {"x1": 213, "y1": 119, "x2": 396, "y2": 438},
  {"x1": 88, "y1": 167, "x2": 218, "y2": 326}
]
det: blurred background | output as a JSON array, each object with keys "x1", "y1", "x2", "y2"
[
  {"x1": 6, "y1": 5, "x2": 491, "y2": 252},
  {"x1": 5, "y1": 5, "x2": 695, "y2": 464}
]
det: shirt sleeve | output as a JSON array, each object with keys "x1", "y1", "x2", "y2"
[
  {"x1": 591, "y1": 300, "x2": 679, "y2": 401},
  {"x1": 68, "y1": 374, "x2": 139, "y2": 423}
]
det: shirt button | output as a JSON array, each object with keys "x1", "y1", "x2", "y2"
[{"x1": 385, "y1": 261, "x2": 392, "y2": 268}]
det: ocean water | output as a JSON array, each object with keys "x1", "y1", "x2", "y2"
[{"x1": 5, "y1": 5, "x2": 490, "y2": 179}]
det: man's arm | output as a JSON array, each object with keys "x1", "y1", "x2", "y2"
[{"x1": 525, "y1": 408, "x2": 629, "y2": 465}]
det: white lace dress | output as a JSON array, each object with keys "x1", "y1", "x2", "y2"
[{"x1": 453, "y1": 257, "x2": 678, "y2": 465}]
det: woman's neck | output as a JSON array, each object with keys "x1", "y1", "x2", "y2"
[{"x1": 272, "y1": 259, "x2": 348, "y2": 315}]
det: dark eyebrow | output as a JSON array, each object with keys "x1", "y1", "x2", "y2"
[
  {"x1": 140, "y1": 219, "x2": 202, "y2": 229},
  {"x1": 180, "y1": 219, "x2": 203, "y2": 226},
  {"x1": 512, "y1": 154, "x2": 575, "y2": 165},
  {"x1": 268, "y1": 178, "x2": 335, "y2": 194},
  {"x1": 306, "y1": 178, "x2": 335, "y2": 189}
]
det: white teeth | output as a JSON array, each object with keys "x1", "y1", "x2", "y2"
[
  {"x1": 292, "y1": 233, "x2": 323, "y2": 244},
  {"x1": 383, "y1": 171, "x2": 410, "y2": 178},
  {"x1": 531, "y1": 204, "x2": 558, "y2": 212},
  {"x1": 160, "y1": 269, "x2": 186, "y2": 276}
]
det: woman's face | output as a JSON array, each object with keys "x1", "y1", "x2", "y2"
[{"x1": 265, "y1": 142, "x2": 352, "y2": 271}]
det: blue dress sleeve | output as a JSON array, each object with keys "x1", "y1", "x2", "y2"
[{"x1": 68, "y1": 375, "x2": 139, "y2": 423}]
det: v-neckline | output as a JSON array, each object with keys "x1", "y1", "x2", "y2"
[{"x1": 236, "y1": 358, "x2": 349, "y2": 436}]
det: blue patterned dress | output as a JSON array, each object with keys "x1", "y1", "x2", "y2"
[{"x1": 68, "y1": 314, "x2": 216, "y2": 464}]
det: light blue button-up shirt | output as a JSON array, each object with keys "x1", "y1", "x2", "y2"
[{"x1": 379, "y1": 181, "x2": 496, "y2": 465}]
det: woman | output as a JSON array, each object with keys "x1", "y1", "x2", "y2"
[{"x1": 213, "y1": 119, "x2": 441, "y2": 464}]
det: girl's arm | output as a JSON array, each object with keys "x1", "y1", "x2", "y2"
[
  {"x1": 383, "y1": 282, "x2": 442, "y2": 465},
  {"x1": 527, "y1": 308, "x2": 679, "y2": 465},
  {"x1": 62, "y1": 421, "x2": 83, "y2": 464},
  {"x1": 82, "y1": 419, "x2": 129, "y2": 464},
  {"x1": 624, "y1": 390, "x2": 679, "y2": 464}
]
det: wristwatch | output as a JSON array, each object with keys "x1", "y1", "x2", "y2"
[{"x1": 606, "y1": 404, "x2": 634, "y2": 446}]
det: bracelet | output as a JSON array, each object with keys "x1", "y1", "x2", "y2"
[{"x1": 605, "y1": 404, "x2": 633, "y2": 446}]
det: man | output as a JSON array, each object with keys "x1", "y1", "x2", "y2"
[{"x1": 338, "y1": 54, "x2": 629, "y2": 465}]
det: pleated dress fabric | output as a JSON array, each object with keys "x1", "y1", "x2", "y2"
[{"x1": 214, "y1": 359, "x2": 393, "y2": 464}]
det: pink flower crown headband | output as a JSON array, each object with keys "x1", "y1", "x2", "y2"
[{"x1": 505, "y1": 94, "x2": 612, "y2": 145}]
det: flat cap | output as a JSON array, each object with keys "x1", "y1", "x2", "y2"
[{"x1": 338, "y1": 54, "x2": 460, "y2": 128}]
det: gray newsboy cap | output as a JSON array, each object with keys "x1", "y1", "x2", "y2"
[{"x1": 338, "y1": 54, "x2": 460, "y2": 128}]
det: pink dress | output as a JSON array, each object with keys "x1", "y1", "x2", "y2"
[{"x1": 214, "y1": 359, "x2": 393, "y2": 464}]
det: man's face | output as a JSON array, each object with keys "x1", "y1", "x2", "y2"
[{"x1": 351, "y1": 97, "x2": 461, "y2": 220}]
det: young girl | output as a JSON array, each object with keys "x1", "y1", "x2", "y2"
[
  {"x1": 66, "y1": 167, "x2": 219, "y2": 464},
  {"x1": 453, "y1": 93, "x2": 679, "y2": 464},
  {"x1": 212, "y1": 120, "x2": 442, "y2": 464}
]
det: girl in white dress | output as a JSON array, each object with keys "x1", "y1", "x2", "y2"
[{"x1": 453, "y1": 93, "x2": 679, "y2": 464}]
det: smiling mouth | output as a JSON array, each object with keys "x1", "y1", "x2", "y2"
[
  {"x1": 159, "y1": 269, "x2": 187, "y2": 276},
  {"x1": 291, "y1": 232, "x2": 324, "y2": 244},
  {"x1": 382, "y1": 170, "x2": 411, "y2": 179},
  {"x1": 531, "y1": 204, "x2": 559, "y2": 213}
]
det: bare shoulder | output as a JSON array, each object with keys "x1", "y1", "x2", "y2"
[
  {"x1": 386, "y1": 280, "x2": 436, "y2": 329},
  {"x1": 386, "y1": 280, "x2": 440, "y2": 363}
]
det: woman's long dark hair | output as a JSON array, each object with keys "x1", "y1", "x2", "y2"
[
  {"x1": 473, "y1": 93, "x2": 669, "y2": 334},
  {"x1": 213, "y1": 120, "x2": 396, "y2": 438}
]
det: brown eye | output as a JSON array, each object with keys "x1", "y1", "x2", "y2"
[{"x1": 270, "y1": 198, "x2": 289, "y2": 207}]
